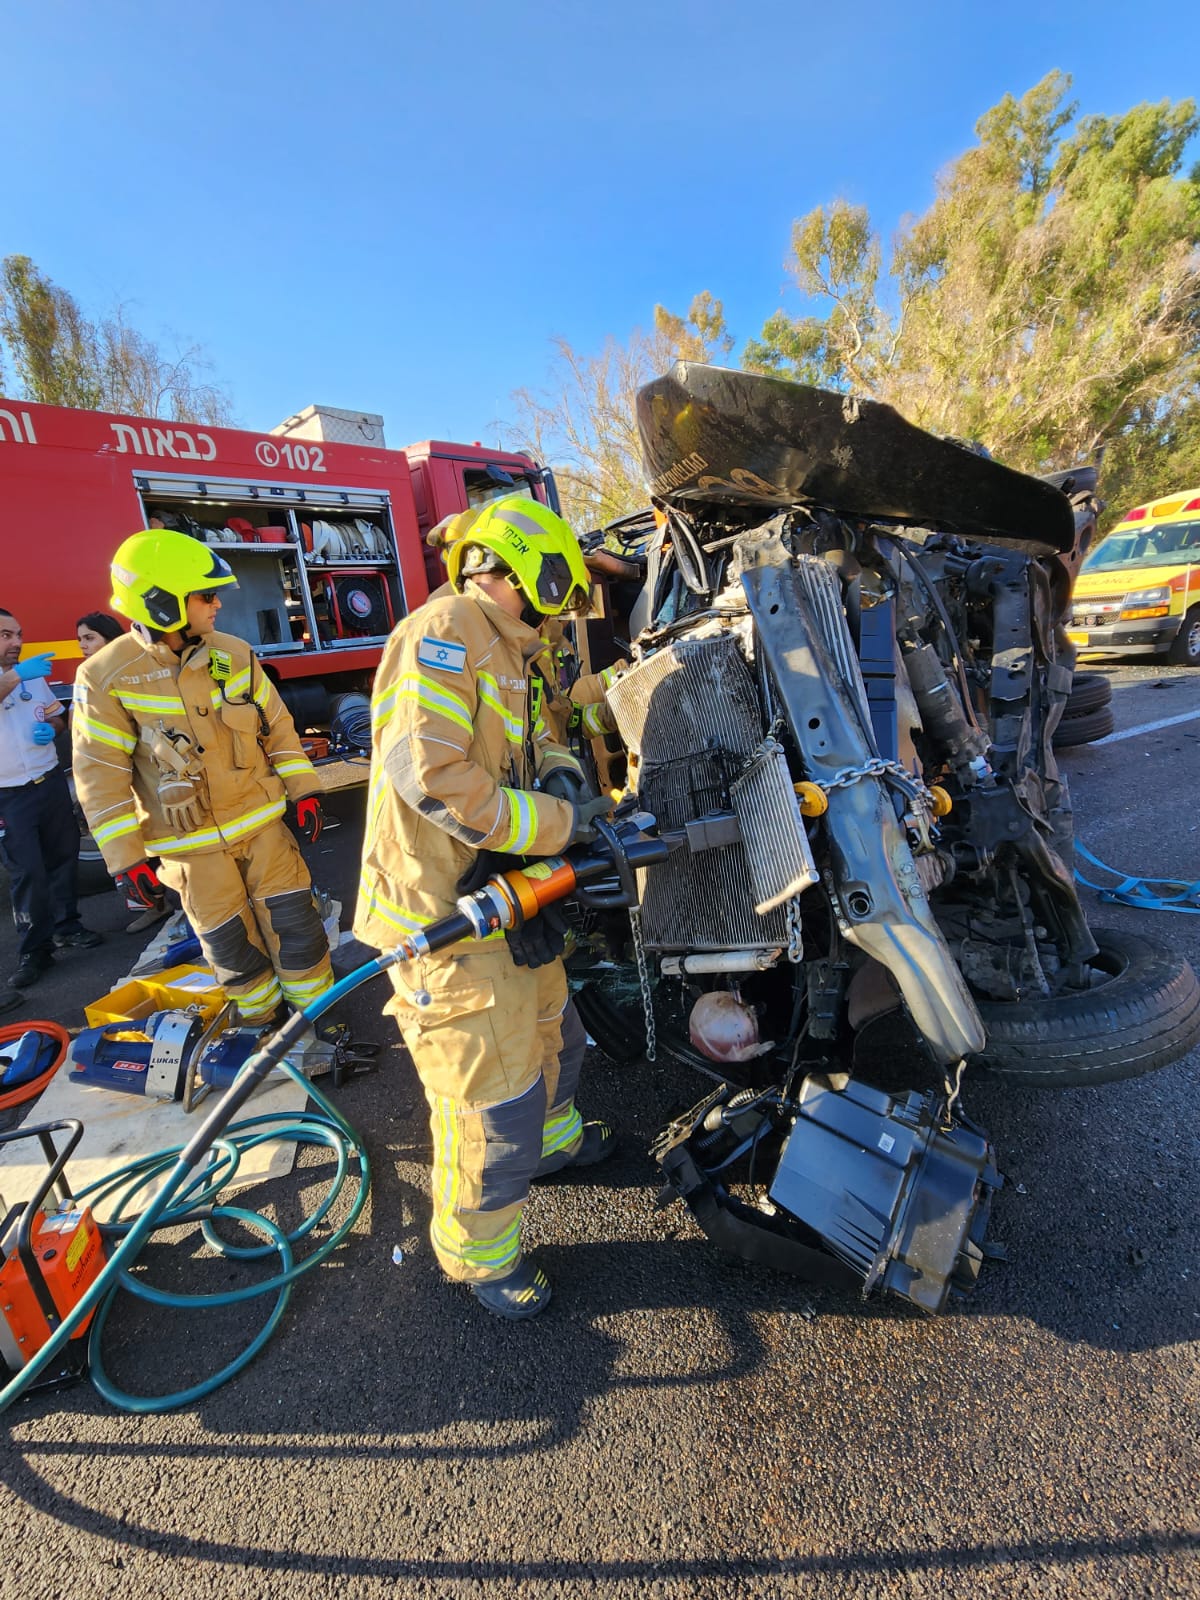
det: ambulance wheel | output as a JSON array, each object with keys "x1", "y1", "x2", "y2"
[{"x1": 1167, "y1": 605, "x2": 1200, "y2": 667}]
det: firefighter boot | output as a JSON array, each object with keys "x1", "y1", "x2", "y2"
[
  {"x1": 469, "y1": 1256, "x2": 553, "y2": 1321},
  {"x1": 533, "y1": 1120, "x2": 617, "y2": 1180}
]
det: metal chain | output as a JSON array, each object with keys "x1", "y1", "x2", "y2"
[
  {"x1": 629, "y1": 905, "x2": 657, "y2": 1063},
  {"x1": 817, "y1": 756, "x2": 929, "y2": 798},
  {"x1": 785, "y1": 896, "x2": 805, "y2": 963}
]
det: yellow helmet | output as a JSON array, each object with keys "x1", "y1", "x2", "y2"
[
  {"x1": 426, "y1": 506, "x2": 484, "y2": 553},
  {"x1": 110, "y1": 529, "x2": 238, "y2": 632},
  {"x1": 446, "y1": 496, "x2": 591, "y2": 617}
]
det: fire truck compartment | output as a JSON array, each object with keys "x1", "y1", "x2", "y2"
[{"x1": 136, "y1": 473, "x2": 407, "y2": 656}]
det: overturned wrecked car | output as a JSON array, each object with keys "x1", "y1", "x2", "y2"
[{"x1": 569, "y1": 363, "x2": 1200, "y2": 1314}]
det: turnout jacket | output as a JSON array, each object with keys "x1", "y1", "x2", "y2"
[
  {"x1": 355, "y1": 585, "x2": 582, "y2": 949},
  {"x1": 428, "y1": 582, "x2": 622, "y2": 743},
  {"x1": 72, "y1": 630, "x2": 319, "y2": 873}
]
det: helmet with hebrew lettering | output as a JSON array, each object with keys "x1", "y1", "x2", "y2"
[{"x1": 446, "y1": 496, "x2": 590, "y2": 617}]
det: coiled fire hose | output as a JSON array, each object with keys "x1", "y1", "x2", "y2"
[{"x1": 0, "y1": 821, "x2": 666, "y2": 1415}]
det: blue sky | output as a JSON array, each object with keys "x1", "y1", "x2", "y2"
[{"x1": 4, "y1": 0, "x2": 1199, "y2": 451}]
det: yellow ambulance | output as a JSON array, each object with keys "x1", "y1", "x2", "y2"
[{"x1": 1069, "y1": 487, "x2": 1200, "y2": 666}]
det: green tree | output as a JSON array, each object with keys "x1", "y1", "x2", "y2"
[
  {"x1": 0, "y1": 254, "x2": 103, "y2": 408},
  {"x1": 0, "y1": 254, "x2": 232, "y2": 424},
  {"x1": 510, "y1": 292, "x2": 733, "y2": 530},
  {"x1": 743, "y1": 200, "x2": 890, "y2": 392},
  {"x1": 746, "y1": 73, "x2": 1200, "y2": 517}
]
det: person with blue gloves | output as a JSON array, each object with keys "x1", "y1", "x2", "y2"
[{"x1": 0, "y1": 607, "x2": 100, "y2": 994}]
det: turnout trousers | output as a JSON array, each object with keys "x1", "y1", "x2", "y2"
[
  {"x1": 386, "y1": 946, "x2": 587, "y2": 1283},
  {"x1": 156, "y1": 820, "x2": 333, "y2": 1022},
  {"x1": 0, "y1": 768, "x2": 85, "y2": 961}
]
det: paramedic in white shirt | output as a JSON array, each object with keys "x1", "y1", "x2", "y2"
[{"x1": 0, "y1": 606, "x2": 100, "y2": 994}]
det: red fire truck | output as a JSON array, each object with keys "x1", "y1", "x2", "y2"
[{"x1": 0, "y1": 398, "x2": 557, "y2": 724}]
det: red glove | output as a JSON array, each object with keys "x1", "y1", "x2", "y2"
[
  {"x1": 115, "y1": 860, "x2": 164, "y2": 912},
  {"x1": 294, "y1": 795, "x2": 324, "y2": 844}
]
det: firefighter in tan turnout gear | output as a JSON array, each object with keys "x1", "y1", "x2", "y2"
[
  {"x1": 72, "y1": 530, "x2": 333, "y2": 1024},
  {"x1": 427, "y1": 506, "x2": 625, "y2": 748},
  {"x1": 356, "y1": 494, "x2": 616, "y2": 1320}
]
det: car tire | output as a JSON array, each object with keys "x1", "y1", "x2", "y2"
[
  {"x1": 65, "y1": 769, "x2": 112, "y2": 897},
  {"x1": 1066, "y1": 671, "x2": 1113, "y2": 715},
  {"x1": 1052, "y1": 704, "x2": 1115, "y2": 748},
  {"x1": 974, "y1": 929, "x2": 1200, "y2": 1088},
  {"x1": 1166, "y1": 604, "x2": 1200, "y2": 667}
]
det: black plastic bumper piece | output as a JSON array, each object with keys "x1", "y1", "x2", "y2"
[{"x1": 768, "y1": 1075, "x2": 1001, "y2": 1313}]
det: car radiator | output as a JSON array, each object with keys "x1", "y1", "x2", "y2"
[{"x1": 605, "y1": 633, "x2": 802, "y2": 952}]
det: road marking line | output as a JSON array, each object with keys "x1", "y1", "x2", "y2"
[{"x1": 1092, "y1": 707, "x2": 1200, "y2": 745}]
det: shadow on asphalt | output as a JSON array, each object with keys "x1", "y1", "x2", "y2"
[{"x1": 1, "y1": 1433, "x2": 1196, "y2": 1588}]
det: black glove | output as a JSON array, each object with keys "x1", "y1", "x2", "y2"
[
  {"x1": 505, "y1": 902, "x2": 569, "y2": 969},
  {"x1": 456, "y1": 850, "x2": 522, "y2": 897},
  {"x1": 570, "y1": 793, "x2": 616, "y2": 846},
  {"x1": 115, "y1": 860, "x2": 164, "y2": 912},
  {"x1": 541, "y1": 768, "x2": 587, "y2": 804}
]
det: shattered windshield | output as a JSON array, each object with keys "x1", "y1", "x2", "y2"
[{"x1": 1081, "y1": 519, "x2": 1200, "y2": 572}]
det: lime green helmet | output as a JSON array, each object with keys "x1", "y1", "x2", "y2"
[
  {"x1": 111, "y1": 529, "x2": 238, "y2": 631},
  {"x1": 447, "y1": 496, "x2": 590, "y2": 616},
  {"x1": 426, "y1": 505, "x2": 485, "y2": 554}
]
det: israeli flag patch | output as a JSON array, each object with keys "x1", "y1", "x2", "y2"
[{"x1": 417, "y1": 635, "x2": 467, "y2": 675}]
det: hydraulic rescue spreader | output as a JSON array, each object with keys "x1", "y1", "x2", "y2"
[
  {"x1": 399, "y1": 815, "x2": 663, "y2": 988},
  {"x1": 0, "y1": 815, "x2": 668, "y2": 1414}
]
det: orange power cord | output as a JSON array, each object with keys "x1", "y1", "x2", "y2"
[{"x1": 0, "y1": 1020, "x2": 71, "y2": 1111}]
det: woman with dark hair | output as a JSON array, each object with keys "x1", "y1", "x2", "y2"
[{"x1": 76, "y1": 613, "x2": 124, "y2": 659}]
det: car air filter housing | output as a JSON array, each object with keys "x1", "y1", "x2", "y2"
[{"x1": 769, "y1": 1074, "x2": 1001, "y2": 1312}]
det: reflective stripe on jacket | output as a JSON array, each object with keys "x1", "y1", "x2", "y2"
[
  {"x1": 354, "y1": 585, "x2": 577, "y2": 949},
  {"x1": 72, "y1": 630, "x2": 319, "y2": 873}
]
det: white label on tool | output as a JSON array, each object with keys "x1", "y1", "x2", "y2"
[{"x1": 877, "y1": 1132, "x2": 896, "y2": 1154}]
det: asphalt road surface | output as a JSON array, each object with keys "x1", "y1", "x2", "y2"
[{"x1": 1, "y1": 663, "x2": 1198, "y2": 1600}]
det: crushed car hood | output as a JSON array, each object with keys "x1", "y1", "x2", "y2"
[{"x1": 637, "y1": 363, "x2": 1076, "y2": 554}]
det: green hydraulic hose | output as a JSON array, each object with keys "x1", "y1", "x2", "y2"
[{"x1": 0, "y1": 957, "x2": 387, "y2": 1417}]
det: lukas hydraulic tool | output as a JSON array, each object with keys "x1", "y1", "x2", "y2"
[{"x1": 71, "y1": 1004, "x2": 378, "y2": 1109}]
